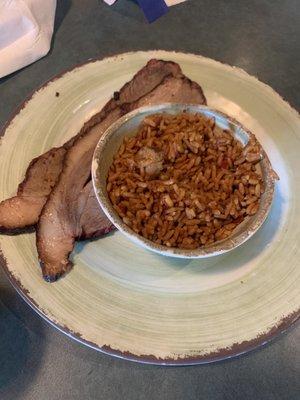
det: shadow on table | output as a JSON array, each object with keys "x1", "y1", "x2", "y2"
[
  {"x1": 53, "y1": 0, "x2": 72, "y2": 37},
  {"x1": 0, "y1": 284, "x2": 45, "y2": 398},
  {"x1": 49, "y1": 0, "x2": 72, "y2": 55},
  {"x1": 111, "y1": 0, "x2": 145, "y2": 23}
]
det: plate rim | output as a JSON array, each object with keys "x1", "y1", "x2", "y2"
[
  {"x1": 1, "y1": 256, "x2": 299, "y2": 365},
  {"x1": 0, "y1": 50, "x2": 299, "y2": 365}
]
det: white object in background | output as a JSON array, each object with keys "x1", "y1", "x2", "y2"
[
  {"x1": 165, "y1": 0, "x2": 187, "y2": 5},
  {"x1": 0, "y1": 0, "x2": 57, "y2": 78}
]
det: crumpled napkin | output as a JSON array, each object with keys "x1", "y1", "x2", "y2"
[{"x1": 0, "y1": 0, "x2": 56, "y2": 79}]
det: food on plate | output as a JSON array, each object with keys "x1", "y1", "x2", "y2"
[
  {"x1": 0, "y1": 147, "x2": 66, "y2": 231},
  {"x1": 0, "y1": 59, "x2": 207, "y2": 281},
  {"x1": 37, "y1": 74, "x2": 207, "y2": 281},
  {"x1": 0, "y1": 59, "x2": 185, "y2": 231},
  {"x1": 107, "y1": 112, "x2": 265, "y2": 249}
]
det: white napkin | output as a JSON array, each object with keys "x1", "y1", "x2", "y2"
[{"x1": 0, "y1": 0, "x2": 56, "y2": 79}]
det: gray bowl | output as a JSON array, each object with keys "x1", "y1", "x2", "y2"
[{"x1": 92, "y1": 104, "x2": 277, "y2": 258}]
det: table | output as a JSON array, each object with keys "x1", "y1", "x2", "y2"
[{"x1": 0, "y1": 1, "x2": 299, "y2": 399}]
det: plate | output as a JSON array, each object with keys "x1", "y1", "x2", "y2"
[{"x1": 0, "y1": 51, "x2": 299, "y2": 365}]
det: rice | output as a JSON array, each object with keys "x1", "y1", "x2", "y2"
[{"x1": 107, "y1": 113, "x2": 264, "y2": 249}]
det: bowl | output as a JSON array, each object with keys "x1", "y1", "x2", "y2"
[{"x1": 92, "y1": 104, "x2": 277, "y2": 258}]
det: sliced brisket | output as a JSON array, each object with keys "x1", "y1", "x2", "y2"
[
  {"x1": 79, "y1": 181, "x2": 115, "y2": 240},
  {"x1": 37, "y1": 75, "x2": 207, "y2": 281},
  {"x1": 0, "y1": 59, "x2": 182, "y2": 230},
  {"x1": 0, "y1": 147, "x2": 66, "y2": 230}
]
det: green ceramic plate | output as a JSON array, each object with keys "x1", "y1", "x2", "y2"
[{"x1": 0, "y1": 51, "x2": 299, "y2": 365}]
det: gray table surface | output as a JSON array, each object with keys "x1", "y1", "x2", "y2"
[{"x1": 0, "y1": 1, "x2": 299, "y2": 399}]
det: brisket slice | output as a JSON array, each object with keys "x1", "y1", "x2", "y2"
[
  {"x1": 79, "y1": 181, "x2": 115, "y2": 239},
  {"x1": 0, "y1": 147, "x2": 66, "y2": 230},
  {"x1": 37, "y1": 75, "x2": 207, "y2": 282},
  {"x1": 37, "y1": 107, "x2": 124, "y2": 281},
  {"x1": 0, "y1": 59, "x2": 182, "y2": 230}
]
